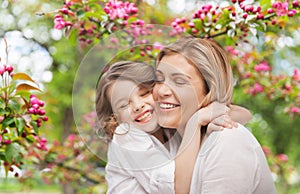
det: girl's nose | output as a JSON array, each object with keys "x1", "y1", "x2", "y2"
[{"x1": 132, "y1": 101, "x2": 145, "y2": 112}]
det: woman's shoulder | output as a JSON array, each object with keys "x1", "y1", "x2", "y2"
[
  {"x1": 218, "y1": 124, "x2": 260, "y2": 146},
  {"x1": 199, "y1": 124, "x2": 261, "y2": 156}
]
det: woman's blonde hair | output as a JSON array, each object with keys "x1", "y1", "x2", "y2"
[
  {"x1": 157, "y1": 36, "x2": 234, "y2": 107},
  {"x1": 95, "y1": 61, "x2": 156, "y2": 139}
]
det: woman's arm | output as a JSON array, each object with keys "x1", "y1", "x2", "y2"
[
  {"x1": 174, "y1": 102, "x2": 235, "y2": 194},
  {"x1": 229, "y1": 104, "x2": 252, "y2": 125}
]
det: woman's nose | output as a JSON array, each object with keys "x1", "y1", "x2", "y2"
[{"x1": 155, "y1": 82, "x2": 173, "y2": 98}]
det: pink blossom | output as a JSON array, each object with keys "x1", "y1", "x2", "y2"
[
  {"x1": 250, "y1": 83, "x2": 264, "y2": 95},
  {"x1": 110, "y1": 38, "x2": 118, "y2": 44},
  {"x1": 285, "y1": 84, "x2": 291, "y2": 91},
  {"x1": 293, "y1": 68, "x2": 300, "y2": 81},
  {"x1": 277, "y1": 153, "x2": 288, "y2": 163},
  {"x1": 54, "y1": 15, "x2": 67, "y2": 30},
  {"x1": 104, "y1": 0, "x2": 138, "y2": 20},
  {"x1": 0, "y1": 66, "x2": 5, "y2": 75},
  {"x1": 36, "y1": 137, "x2": 48, "y2": 151},
  {"x1": 262, "y1": 146, "x2": 271, "y2": 155},
  {"x1": 153, "y1": 42, "x2": 164, "y2": 50},
  {"x1": 0, "y1": 134, "x2": 2, "y2": 143},
  {"x1": 67, "y1": 134, "x2": 77, "y2": 143},
  {"x1": 288, "y1": 9, "x2": 297, "y2": 17},
  {"x1": 244, "y1": 72, "x2": 251, "y2": 78},
  {"x1": 188, "y1": 22, "x2": 195, "y2": 28},
  {"x1": 290, "y1": 106, "x2": 300, "y2": 113},
  {"x1": 272, "y1": 1, "x2": 289, "y2": 16},
  {"x1": 254, "y1": 61, "x2": 271, "y2": 72},
  {"x1": 226, "y1": 46, "x2": 239, "y2": 56}
]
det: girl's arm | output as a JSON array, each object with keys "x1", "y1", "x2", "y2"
[
  {"x1": 174, "y1": 102, "x2": 235, "y2": 194},
  {"x1": 229, "y1": 104, "x2": 252, "y2": 125}
]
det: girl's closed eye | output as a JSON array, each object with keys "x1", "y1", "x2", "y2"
[
  {"x1": 119, "y1": 102, "x2": 129, "y2": 109},
  {"x1": 140, "y1": 89, "x2": 151, "y2": 97}
]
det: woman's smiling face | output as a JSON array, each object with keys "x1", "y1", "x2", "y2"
[{"x1": 153, "y1": 53, "x2": 207, "y2": 130}]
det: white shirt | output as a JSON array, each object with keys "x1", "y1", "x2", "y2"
[
  {"x1": 190, "y1": 124, "x2": 277, "y2": 194},
  {"x1": 105, "y1": 123, "x2": 180, "y2": 194}
]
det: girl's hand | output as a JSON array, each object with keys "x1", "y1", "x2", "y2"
[
  {"x1": 207, "y1": 114, "x2": 238, "y2": 135},
  {"x1": 187, "y1": 101, "x2": 237, "y2": 134}
]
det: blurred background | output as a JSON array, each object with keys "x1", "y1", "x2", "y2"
[{"x1": 0, "y1": 0, "x2": 300, "y2": 193}]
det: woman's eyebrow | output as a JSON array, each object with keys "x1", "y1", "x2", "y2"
[
  {"x1": 155, "y1": 70, "x2": 163, "y2": 74},
  {"x1": 171, "y1": 73, "x2": 192, "y2": 80},
  {"x1": 156, "y1": 69, "x2": 191, "y2": 79}
]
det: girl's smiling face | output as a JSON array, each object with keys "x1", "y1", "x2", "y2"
[{"x1": 108, "y1": 79, "x2": 159, "y2": 133}]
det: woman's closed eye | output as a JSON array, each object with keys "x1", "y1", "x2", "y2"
[{"x1": 173, "y1": 77, "x2": 188, "y2": 85}]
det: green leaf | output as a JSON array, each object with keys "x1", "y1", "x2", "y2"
[
  {"x1": 15, "y1": 118, "x2": 25, "y2": 135},
  {"x1": 256, "y1": 20, "x2": 267, "y2": 32},
  {"x1": 5, "y1": 142, "x2": 21, "y2": 163},
  {"x1": 260, "y1": 0, "x2": 272, "y2": 11},
  {"x1": 2, "y1": 117, "x2": 14, "y2": 129},
  {"x1": 31, "y1": 121, "x2": 39, "y2": 135},
  {"x1": 8, "y1": 99, "x2": 21, "y2": 113},
  {"x1": 192, "y1": 19, "x2": 203, "y2": 30},
  {"x1": 0, "y1": 108, "x2": 9, "y2": 116}
]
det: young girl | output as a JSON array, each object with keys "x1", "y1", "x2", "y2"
[{"x1": 96, "y1": 61, "x2": 250, "y2": 193}]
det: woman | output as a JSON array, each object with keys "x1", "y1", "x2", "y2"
[
  {"x1": 96, "y1": 61, "x2": 239, "y2": 193},
  {"x1": 153, "y1": 36, "x2": 276, "y2": 193}
]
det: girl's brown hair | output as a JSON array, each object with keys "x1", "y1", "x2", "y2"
[{"x1": 95, "y1": 61, "x2": 156, "y2": 139}]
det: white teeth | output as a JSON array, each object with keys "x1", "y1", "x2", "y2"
[
  {"x1": 137, "y1": 112, "x2": 151, "y2": 121},
  {"x1": 159, "y1": 103, "x2": 177, "y2": 109}
]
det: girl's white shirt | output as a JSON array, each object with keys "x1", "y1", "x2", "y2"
[{"x1": 105, "y1": 123, "x2": 180, "y2": 194}]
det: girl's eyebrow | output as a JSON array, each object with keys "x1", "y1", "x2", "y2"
[{"x1": 114, "y1": 97, "x2": 127, "y2": 107}]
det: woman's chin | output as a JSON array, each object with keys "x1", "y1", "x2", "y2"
[{"x1": 157, "y1": 116, "x2": 179, "y2": 129}]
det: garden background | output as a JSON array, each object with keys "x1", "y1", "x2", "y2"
[{"x1": 1, "y1": 0, "x2": 300, "y2": 193}]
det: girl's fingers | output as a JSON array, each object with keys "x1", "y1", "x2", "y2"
[
  {"x1": 207, "y1": 123, "x2": 224, "y2": 135},
  {"x1": 210, "y1": 114, "x2": 238, "y2": 130}
]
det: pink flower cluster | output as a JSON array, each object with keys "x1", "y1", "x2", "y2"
[
  {"x1": 293, "y1": 68, "x2": 300, "y2": 82},
  {"x1": 0, "y1": 64, "x2": 14, "y2": 76},
  {"x1": 104, "y1": 0, "x2": 138, "y2": 20},
  {"x1": 250, "y1": 83, "x2": 264, "y2": 95},
  {"x1": 193, "y1": 4, "x2": 213, "y2": 19},
  {"x1": 254, "y1": 61, "x2": 271, "y2": 72},
  {"x1": 289, "y1": 105, "x2": 300, "y2": 114},
  {"x1": 277, "y1": 153, "x2": 289, "y2": 163},
  {"x1": 127, "y1": 20, "x2": 153, "y2": 46},
  {"x1": 54, "y1": 15, "x2": 72, "y2": 30},
  {"x1": 170, "y1": 17, "x2": 187, "y2": 35},
  {"x1": 272, "y1": 1, "x2": 297, "y2": 17},
  {"x1": 226, "y1": 46, "x2": 239, "y2": 56},
  {"x1": 28, "y1": 94, "x2": 48, "y2": 127},
  {"x1": 35, "y1": 136, "x2": 48, "y2": 151}
]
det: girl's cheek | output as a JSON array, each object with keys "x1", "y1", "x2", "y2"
[{"x1": 152, "y1": 86, "x2": 159, "y2": 101}]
